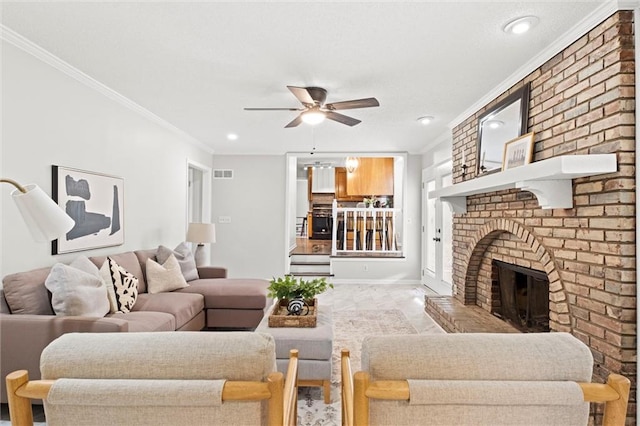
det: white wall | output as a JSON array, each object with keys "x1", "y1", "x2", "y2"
[
  {"x1": 211, "y1": 155, "x2": 287, "y2": 279},
  {"x1": 1, "y1": 42, "x2": 213, "y2": 277},
  {"x1": 296, "y1": 179, "x2": 309, "y2": 218},
  {"x1": 422, "y1": 137, "x2": 452, "y2": 169},
  {"x1": 286, "y1": 156, "x2": 297, "y2": 253}
]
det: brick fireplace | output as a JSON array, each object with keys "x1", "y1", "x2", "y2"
[{"x1": 425, "y1": 10, "x2": 636, "y2": 422}]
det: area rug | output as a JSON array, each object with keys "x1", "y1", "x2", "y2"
[{"x1": 296, "y1": 309, "x2": 419, "y2": 426}]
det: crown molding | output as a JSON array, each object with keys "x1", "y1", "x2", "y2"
[
  {"x1": 449, "y1": 0, "x2": 639, "y2": 129},
  {"x1": 1, "y1": 24, "x2": 214, "y2": 155}
]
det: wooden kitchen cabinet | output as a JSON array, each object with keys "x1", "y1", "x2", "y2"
[
  {"x1": 346, "y1": 157, "x2": 394, "y2": 196},
  {"x1": 335, "y1": 167, "x2": 363, "y2": 201}
]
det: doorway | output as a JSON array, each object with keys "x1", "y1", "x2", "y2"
[
  {"x1": 186, "y1": 160, "x2": 212, "y2": 226},
  {"x1": 422, "y1": 161, "x2": 453, "y2": 295}
]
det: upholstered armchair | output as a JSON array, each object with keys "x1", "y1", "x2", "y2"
[
  {"x1": 341, "y1": 333, "x2": 629, "y2": 426},
  {"x1": 6, "y1": 332, "x2": 298, "y2": 426}
]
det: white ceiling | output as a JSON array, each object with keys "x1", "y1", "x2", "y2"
[{"x1": 1, "y1": 1, "x2": 612, "y2": 155}]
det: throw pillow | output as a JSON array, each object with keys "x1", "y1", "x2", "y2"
[
  {"x1": 44, "y1": 256, "x2": 110, "y2": 317},
  {"x1": 146, "y1": 254, "x2": 189, "y2": 294},
  {"x1": 157, "y1": 242, "x2": 199, "y2": 281},
  {"x1": 99, "y1": 257, "x2": 139, "y2": 313},
  {"x1": 2, "y1": 267, "x2": 55, "y2": 315}
]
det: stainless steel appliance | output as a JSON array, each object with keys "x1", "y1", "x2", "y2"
[{"x1": 311, "y1": 203, "x2": 333, "y2": 240}]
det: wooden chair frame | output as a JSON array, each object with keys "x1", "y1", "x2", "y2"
[
  {"x1": 7, "y1": 350, "x2": 298, "y2": 426},
  {"x1": 341, "y1": 350, "x2": 630, "y2": 426}
]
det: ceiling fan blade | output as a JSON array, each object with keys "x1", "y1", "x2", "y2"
[
  {"x1": 244, "y1": 107, "x2": 300, "y2": 111},
  {"x1": 325, "y1": 97, "x2": 380, "y2": 110},
  {"x1": 325, "y1": 111, "x2": 361, "y2": 126},
  {"x1": 285, "y1": 114, "x2": 304, "y2": 128},
  {"x1": 287, "y1": 86, "x2": 315, "y2": 106}
]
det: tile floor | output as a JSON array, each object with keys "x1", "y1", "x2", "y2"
[{"x1": 318, "y1": 283, "x2": 444, "y2": 334}]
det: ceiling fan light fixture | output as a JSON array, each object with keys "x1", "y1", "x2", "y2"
[
  {"x1": 301, "y1": 109, "x2": 326, "y2": 125},
  {"x1": 345, "y1": 156, "x2": 359, "y2": 173},
  {"x1": 246, "y1": 86, "x2": 378, "y2": 127},
  {"x1": 503, "y1": 16, "x2": 539, "y2": 35}
]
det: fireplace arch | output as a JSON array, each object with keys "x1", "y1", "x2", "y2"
[{"x1": 459, "y1": 218, "x2": 571, "y2": 331}]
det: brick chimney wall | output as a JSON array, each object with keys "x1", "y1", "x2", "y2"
[{"x1": 450, "y1": 10, "x2": 636, "y2": 418}]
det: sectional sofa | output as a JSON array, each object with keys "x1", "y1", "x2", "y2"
[{"x1": 0, "y1": 247, "x2": 271, "y2": 403}]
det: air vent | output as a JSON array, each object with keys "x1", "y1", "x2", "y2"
[{"x1": 213, "y1": 169, "x2": 233, "y2": 179}]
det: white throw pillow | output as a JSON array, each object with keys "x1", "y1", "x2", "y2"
[
  {"x1": 99, "y1": 257, "x2": 139, "y2": 313},
  {"x1": 44, "y1": 256, "x2": 110, "y2": 317},
  {"x1": 146, "y1": 254, "x2": 189, "y2": 294},
  {"x1": 157, "y1": 242, "x2": 199, "y2": 281}
]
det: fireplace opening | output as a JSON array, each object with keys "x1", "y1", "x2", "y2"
[{"x1": 492, "y1": 260, "x2": 550, "y2": 333}]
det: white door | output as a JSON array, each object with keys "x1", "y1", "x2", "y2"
[
  {"x1": 422, "y1": 161, "x2": 453, "y2": 295},
  {"x1": 188, "y1": 166, "x2": 204, "y2": 223},
  {"x1": 186, "y1": 160, "x2": 212, "y2": 253}
]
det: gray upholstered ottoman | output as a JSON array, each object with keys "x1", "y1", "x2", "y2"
[{"x1": 256, "y1": 303, "x2": 333, "y2": 403}]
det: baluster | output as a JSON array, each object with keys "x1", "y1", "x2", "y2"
[
  {"x1": 391, "y1": 210, "x2": 396, "y2": 251},
  {"x1": 381, "y1": 212, "x2": 387, "y2": 251},
  {"x1": 372, "y1": 210, "x2": 377, "y2": 252},
  {"x1": 332, "y1": 200, "x2": 337, "y2": 255}
]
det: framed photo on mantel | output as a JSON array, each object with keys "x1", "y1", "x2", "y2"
[
  {"x1": 52, "y1": 166, "x2": 124, "y2": 254},
  {"x1": 502, "y1": 132, "x2": 535, "y2": 171}
]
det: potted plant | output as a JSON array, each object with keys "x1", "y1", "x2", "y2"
[
  {"x1": 363, "y1": 195, "x2": 378, "y2": 208},
  {"x1": 267, "y1": 276, "x2": 333, "y2": 326}
]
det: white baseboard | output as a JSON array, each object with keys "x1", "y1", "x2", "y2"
[{"x1": 330, "y1": 279, "x2": 421, "y2": 285}]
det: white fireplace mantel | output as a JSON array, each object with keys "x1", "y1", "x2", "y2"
[{"x1": 429, "y1": 154, "x2": 618, "y2": 214}]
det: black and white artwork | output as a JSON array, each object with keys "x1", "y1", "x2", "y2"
[{"x1": 52, "y1": 166, "x2": 124, "y2": 254}]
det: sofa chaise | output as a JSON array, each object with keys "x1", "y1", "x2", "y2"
[{"x1": 0, "y1": 247, "x2": 271, "y2": 403}]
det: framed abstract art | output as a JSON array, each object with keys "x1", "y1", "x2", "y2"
[{"x1": 52, "y1": 166, "x2": 124, "y2": 254}]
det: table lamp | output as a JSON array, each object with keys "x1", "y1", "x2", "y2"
[
  {"x1": 1, "y1": 178, "x2": 75, "y2": 242},
  {"x1": 186, "y1": 222, "x2": 216, "y2": 267}
]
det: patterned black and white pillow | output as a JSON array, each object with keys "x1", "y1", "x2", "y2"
[{"x1": 99, "y1": 257, "x2": 139, "y2": 313}]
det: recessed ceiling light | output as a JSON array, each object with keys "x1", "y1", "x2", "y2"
[
  {"x1": 418, "y1": 116, "x2": 435, "y2": 125},
  {"x1": 227, "y1": 133, "x2": 238, "y2": 141},
  {"x1": 503, "y1": 16, "x2": 539, "y2": 35}
]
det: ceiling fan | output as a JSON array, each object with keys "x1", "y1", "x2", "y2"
[{"x1": 244, "y1": 86, "x2": 380, "y2": 128}]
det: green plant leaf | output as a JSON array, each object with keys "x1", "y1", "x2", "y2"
[{"x1": 267, "y1": 275, "x2": 333, "y2": 301}]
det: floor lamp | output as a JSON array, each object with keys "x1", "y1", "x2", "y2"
[
  {"x1": 186, "y1": 222, "x2": 216, "y2": 267},
  {"x1": 1, "y1": 178, "x2": 75, "y2": 241}
]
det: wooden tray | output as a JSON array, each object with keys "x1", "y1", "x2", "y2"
[{"x1": 268, "y1": 298, "x2": 317, "y2": 328}]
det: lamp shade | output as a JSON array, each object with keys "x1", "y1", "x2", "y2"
[
  {"x1": 186, "y1": 222, "x2": 216, "y2": 244},
  {"x1": 11, "y1": 184, "x2": 75, "y2": 242}
]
